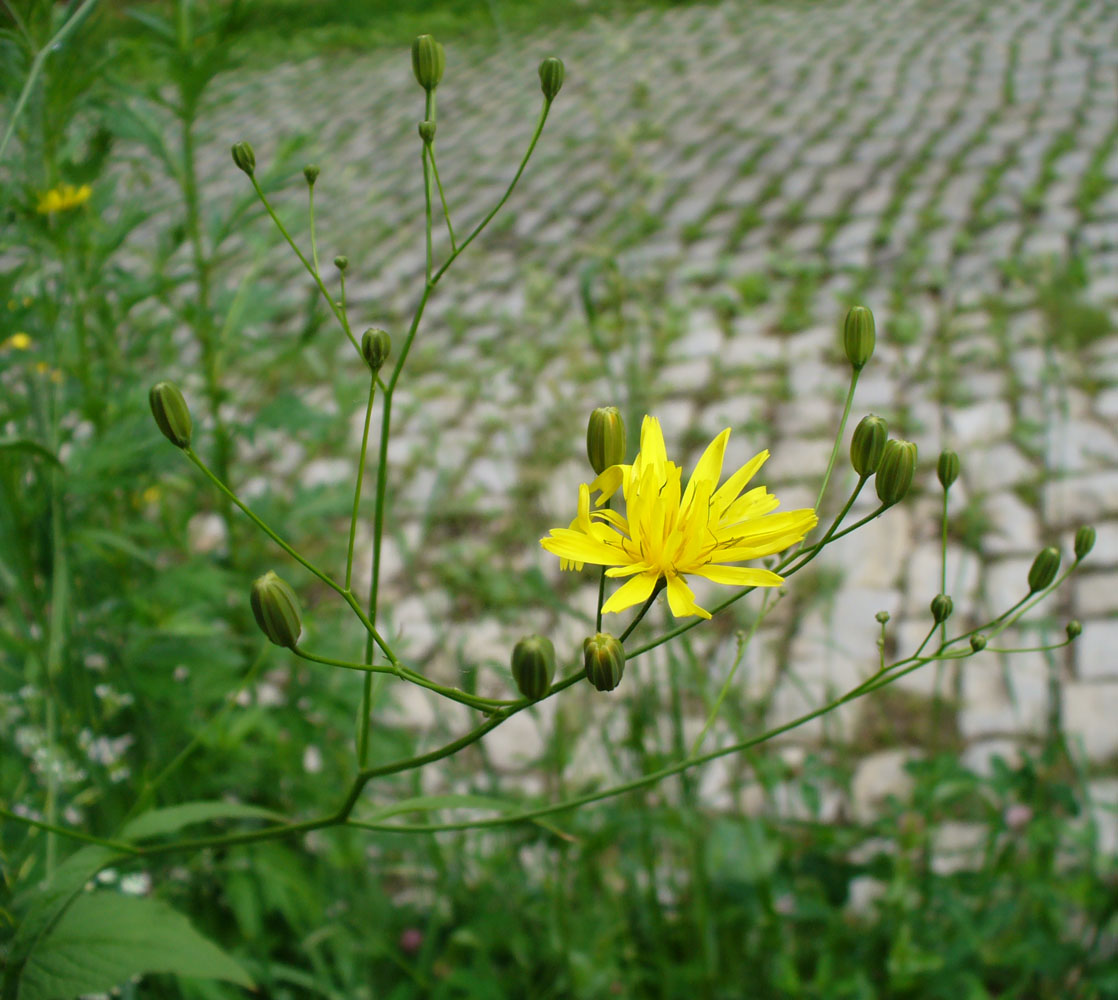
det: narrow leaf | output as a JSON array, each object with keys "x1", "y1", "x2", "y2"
[{"x1": 122, "y1": 800, "x2": 286, "y2": 841}]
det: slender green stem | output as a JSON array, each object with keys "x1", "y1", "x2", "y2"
[
  {"x1": 249, "y1": 177, "x2": 359, "y2": 354},
  {"x1": 346, "y1": 376, "x2": 377, "y2": 591},
  {"x1": 986, "y1": 640, "x2": 1073, "y2": 654},
  {"x1": 184, "y1": 449, "x2": 396, "y2": 661},
  {"x1": 813, "y1": 370, "x2": 860, "y2": 514},
  {"x1": 296, "y1": 647, "x2": 514, "y2": 712},
  {"x1": 430, "y1": 147, "x2": 457, "y2": 251},
  {"x1": 308, "y1": 183, "x2": 320, "y2": 276},
  {"x1": 910, "y1": 620, "x2": 940, "y2": 659},
  {"x1": 619, "y1": 579, "x2": 664, "y2": 642},
  {"x1": 0, "y1": 0, "x2": 100, "y2": 164},
  {"x1": 596, "y1": 568, "x2": 606, "y2": 632},
  {"x1": 0, "y1": 806, "x2": 137, "y2": 854}
]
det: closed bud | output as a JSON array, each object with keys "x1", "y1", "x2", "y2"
[
  {"x1": 1066, "y1": 620, "x2": 1083, "y2": 641},
  {"x1": 418, "y1": 120, "x2": 436, "y2": 145},
  {"x1": 149, "y1": 381, "x2": 193, "y2": 449},
  {"x1": 875, "y1": 439, "x2": 917, "y2": 506},
  {"x1": 842, "y1": 305, "x2": 875, "y2": 370},
  {"x1": 1074, "y1": 526, "x2": 1096, "y2": 561},
  {"x1": 1027, "y1": 546, "x2": 1061, "y2": 593},
  {"x1": 937, "y1": 450, "x2": 960, "y2": 490},
  {"x1": 875, "y1": 610, "x2": 890, "y2": 624},
  {"x1": 586, "y1": 406, "x2": 626, "y2": 474},
  {"x1": 250, "y1": 571, "x2": 302, "y2": 649},
  {"x1": 303, "y1": 164, "x2": 320, "y2": 186},
  {"x1": 411, "y1": 34, "x2": 445, "y2": 91},
  {"x1": 970, "y1": 634, "x2": 987, "y2": 652},
  {"x1": 511, "y1": 635, "x2": 556, "y2": 700},
  {"x1": 583, "y1": 633, "x2": 625, "y2": 692},
  {"x1": 361, "y1": 328, "x2": 391, "y2": 373},
  {"x1": 930, "y1": 593, "x2": 953, "y2": 623},
  {"x1": 334, "y1": 255, "x2": 348, "y2": 271},
  {"x1": 538, "y1": 57, "x2": 565, "y2": 101},
  {"x1": 231, "y1": 141, "x2": 255, "y2": 176},
  {"x1": 850, "y1": 414, "x2": 888, "y2": 477}
]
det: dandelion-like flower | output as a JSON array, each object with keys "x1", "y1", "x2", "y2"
[
  {"x1": 541, "y1": 416, "x2": 818, "y2": 619},
  {"x1": 36, "y1": 183, "x2": 92, "y2": 215}
]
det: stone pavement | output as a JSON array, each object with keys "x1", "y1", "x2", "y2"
[{"x1": 182, "y1": 0, "x2": 1118, "y2": 818}]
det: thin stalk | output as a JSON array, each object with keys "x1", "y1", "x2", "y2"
[
  {"x1": 345, "y1": 376, "x2": 377, "y2": 591},
  {"x1": 308, "y1": 182, "x2": 320, "y2": 275},
  {"x1": 812, "y1": 370, "x2": 860, "y2": 514},
  {"x1": 619, "y1": 580, "x2": 664, "y2": 642},
  {"x1": 249, "y1": 177, "x2": 359, "y2": 354},
  {"x1": 430, "y1": 147, "x2": 457, "y2": 251},
  {"x1": 0, "y1": 806, "x2": 136, "y2": 854}
]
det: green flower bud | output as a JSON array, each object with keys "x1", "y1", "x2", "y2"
[
  {"x1": 875, "y1": 439, "x2": 917, "y2": 506},
  {"x1": 149, "y1": 381, "x2": 193, "y2": 449},
  {"x1": 303, "y1": 164, "x2": 320, "y2": 186},
  {"x1": 850, "y1": 414, "x2": 888, "y2": 477},
  {"x1": 586, "y1": 406, "x2": 626, "y2": 474},
  {"x1": 970, "y1": 634, "x2": 987, "y2": 652},
  {"x1": 334, "y1": 255, "x2": 348, "y2": 271},
  {"x1": 875, "y1": 610, "x2": 890, "y2": 624},
  {"x1": 361, "y1": 328, "x2": 391, "y2": 373},
  {"x1": 250, "y1": 571, "x2": 302, "y2": 649},
  {"x1": 418, "y1": 120, "x2": 436, "y2": 145},
  {"x1": 1074, "y1": 526, "x2": 1096, "y2": 561},
  {"x1": 842, "y1": 305, "x2": 875, "y2": 370},
  {"x1": 937, "y1": 449, "x2": 960, "y2": 490},
  {"x1": 231, "y1": 141, "x2": 255, "y2": 176},
  {"x1": 930, "y1": 593, "x2": 953, "y2": 623},
  {"x1": 511, "y1": 635, "x2": 556, "y2": 700},
  {"x1": 1066, "y1": 620, "x2": 1083, "y2": 641},
  {"x1": 1027, "y1": 546, "x2": 1061, "y2": 593},
  {"x1": 583, "y1": 633, "x2": 625, "y2": 692},
  {"x1": 538, "y1": 57, "x2": 565, "y2": 101},
  {"x1": 411, "y1": 34, "x2": 445, "y2": 91}
]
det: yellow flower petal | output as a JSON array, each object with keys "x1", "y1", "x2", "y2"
[
  {"x1": 601, "y1": 571, "x2": 660, "y2": 615},
  {"x1": 690, "y1": 565, "x2": 784, "y2": 587},
  {"x1": 665, "y1": 574, "x2": 711, "y2": 619}
]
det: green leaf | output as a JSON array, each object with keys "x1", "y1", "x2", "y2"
[
  {"x1": 0, "y1": 440, "x2": 62, "y2": 467},
  {"x1": 18, "y1": 893, "x2": 253, "y2": 999},
  {"x1": 122, "y1": 800, "x2": 286, "y2": 841}
]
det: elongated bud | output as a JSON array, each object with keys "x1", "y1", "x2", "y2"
[
  {"x1": 250, "y1": 571, "x2": 302, "y2": 649},
  {"x1": 231, "y1": 141, "x2": 255, "y2": 176},
  {"x1": 930, "y1": 593, "x2": 953, "y2": 623},
  {"x1": 584, "y1": 633, "x2": 625, "y2": 692},
  {"x1": 418, "y1": 120, "x2": 436, "y2": 145},
  {"x1": 842, "y1": 305, "x2": 875, "y2": 370},
  {"x1": 361, "y1": 328, "x2": 391, "y2": 373},
  {"x1": 303, "y1": 164, "x2": 320, "y2": 186},
  {"x1": 1066, "y1": 620, "x2": 1082, "y2": 641},
  {"x1": 538, "y1": 57, "x2": 565, "y2": 101},
  {"x1": 937, "y1": 450, "x2": 960, "y2": 490},
  {"x1": 850, "y1": 414, "x2": 888, "y2": 477},
  {"x1": 875, "y1": 439, "x2": 917, "y2": 506},
  {"x1": 411, "y1": 34, "x2": 445, "y2": 91},
  {"x1": 149, "y1": 381, "x2": 193, "y2": 449},
  {"x1": 511, "y1": 635, "x2": 555, "y2": 700},
  {"x1": 970, "y1": 634, "x2": 987, "y2": 652},
  {"x1": 587, "y1": 406, "x2": 626, "y2": 474},
  {"x1": 1027, "y1": 546, "x2": 1060, "y2": 593},
  {"x1": 1074, "y1": 526, "x2": 1096, "y2": 561}
]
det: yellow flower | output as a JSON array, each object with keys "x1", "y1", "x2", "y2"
[
  {"x1": 3, "y1": 332, "x2": 31, "y2": 350},
  {"x1": 36, "y1": 183, "x2": 92, "y2": 215},
  {"x1": 541, "y1": 416, "x2": 818, "y2": 619}
]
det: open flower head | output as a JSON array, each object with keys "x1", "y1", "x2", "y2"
[
  {"x1": 541, "y1": 416, "x2": 818, "y2": 619},
  {"x1": 36, "y1": 183, "x2": 92, "y2": 215}
]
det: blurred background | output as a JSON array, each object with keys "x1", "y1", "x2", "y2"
[{"x1": 2, "y1": 0, "x2": 1117, "y2": 996}]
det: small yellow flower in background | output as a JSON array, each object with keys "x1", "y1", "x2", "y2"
[
  {"x1": 141, "y1": 485, "x2": 162, "y2": 505},
  {"x1": 541, "y1": 416, "x2": 818, "y2": 619},
  {"x1": 2, "y1": 332, "x2": 31, "y2": 350},
  {"x1": 36, "y1": 183, "x2": 92, "y2": 215},
  {"x1": 32, "y1": 360, "x2": 63, "y2": 383}
]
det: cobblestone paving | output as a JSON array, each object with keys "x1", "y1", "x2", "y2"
[{"x1": 178, "y1": 0, "x2": 1118, "y2": 818}]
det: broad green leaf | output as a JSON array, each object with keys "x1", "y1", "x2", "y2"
[
  {"x1": 122, "y1": 800, "x2": 286, "y2": 841},
  {"x1": 0, "y1": 440, "x2": 62, "y2": 467},
  {"x1": 18, "y1": 893, "x2": 253, "y2": 999}
]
